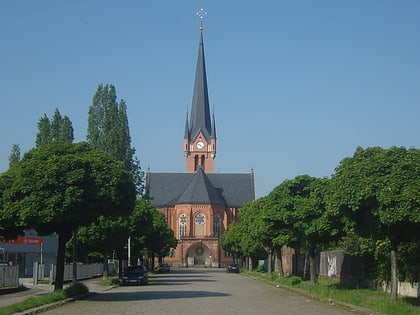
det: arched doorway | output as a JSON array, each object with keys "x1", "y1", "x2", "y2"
[{"x1": 186, "y1": 243, "x2": 211, "y2": 267}]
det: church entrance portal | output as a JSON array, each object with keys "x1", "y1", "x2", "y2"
[{"x1": 186, "y1": 244, "x2": 211, "y2": 267}]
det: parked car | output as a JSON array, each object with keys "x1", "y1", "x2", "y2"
[
  {"x1": 121, "y1": 266, "x2": 148, "y2": 285},
  {"x1": 226, "y1": 263, "x2": 240, "y2": 273},
  {"x1": 157, "y1": 263, "x2": 171, "y2": 273}
]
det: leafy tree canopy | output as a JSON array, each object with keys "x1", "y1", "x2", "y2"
[
  {"x1": 87, "y1": 84, "x2": 143, "y2": 195},
  {"x1": 0, "y1": 142, "x2": 136, "y2": 289},
  {"x1": 330, "y1": 146, "x2": 420, "y2": 299},
  {"x1": 35, "y1": 108, "x2": 74, "y2": 147},
  {"x1": 8, "y1": 144, "x2": 21, "y2": 168}
]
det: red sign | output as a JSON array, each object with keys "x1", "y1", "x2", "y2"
[{"x1": 1, "y1": 236, "x2": 43, "y2": 245}]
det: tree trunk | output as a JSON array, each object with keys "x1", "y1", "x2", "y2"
[
  {"x1": 248, "y1": 256, "x2": 253, "y2": 271},
  {"x1": 102, "y1": 253, "x2": 109, "y2": 280},
  {"x1": 274, "y1": 247, "x2": 284, "y2": 277},
  {"x1": 72, "y1": 231, "x2": 77, "y2": 285},
  {"x1": 118, "y1": 257, "x2": 123, "y2": 278},
  {"x1": 266, "y1": 248, "x2": 272, "y2": 276},
  {"x1": 55, "y1": 233, "x2": 70, "y2": 291},
  {"x1": 390, "y1": 248, "x2": 398, "y2": 301},
  {"x1": 308, "y1": 249, "x2": 317, "y2": 284}
]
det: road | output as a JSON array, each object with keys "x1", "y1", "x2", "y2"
[{"x1": 41, "y1": 268, "x2": 359, "y2": 315}]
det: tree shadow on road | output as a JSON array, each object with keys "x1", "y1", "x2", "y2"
[{"x1": 86, "y1": 290, "x2": 230, "y2": 301}]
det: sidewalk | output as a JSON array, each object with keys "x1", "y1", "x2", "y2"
[{"x1": 0, "y1": 277, "x2": 114, "y2": 309}]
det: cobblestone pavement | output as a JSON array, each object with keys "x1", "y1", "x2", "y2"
[{"x1": 40, "y1": 268, "x2": 367, "y2": 315}]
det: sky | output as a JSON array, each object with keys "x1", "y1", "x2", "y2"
[{"x1": 1, "y1": 1, "x2": 419, "y2": 198}]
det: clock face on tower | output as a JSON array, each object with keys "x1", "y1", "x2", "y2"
[{"x1": 196, "y1": 141, "x2": 204, "y2": 149}]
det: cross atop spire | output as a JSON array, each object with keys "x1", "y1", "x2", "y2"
[{"x1": 196, "y1": 8, "x2": 207, "y2": 30}]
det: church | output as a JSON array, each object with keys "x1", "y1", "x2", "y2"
[{"x1": 146, "y1": 21, "x2": 255, "y2": 268}]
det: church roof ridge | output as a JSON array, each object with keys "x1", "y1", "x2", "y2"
[{"x1": 176, "y1": 167, "x2": 225, "y2": 205}]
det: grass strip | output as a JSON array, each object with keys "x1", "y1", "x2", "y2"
[
  {"x1": 0, "y1": 282, "x2": 89, "y2": 315},
  {"x1": 246, "y1": 271, "x2": 420, "y2": 315}
]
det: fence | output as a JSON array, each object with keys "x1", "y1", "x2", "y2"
[
  {"x1": 50, "y1": 263, "x2": 103, "y2": 282},
  {"x1": 319, "y1": 250, "x2": 420, "y2": 298},
  {"x1": 0, "y1": 265, "x2": 19, "y2": 288}
]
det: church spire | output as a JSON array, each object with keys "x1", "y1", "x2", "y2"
[
  {"x1": 189, "y1": 27, "x2": 213, "y2": 142},
  {"x1": 185, "y1": 9, "x2": 216, "y2": 173}
]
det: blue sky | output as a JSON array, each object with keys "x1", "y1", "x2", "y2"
[{"x1": 1, "y1": 1, "x2": 419, "y2": 198}]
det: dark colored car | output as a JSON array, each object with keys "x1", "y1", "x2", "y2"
[
  {"x1": 157, "y1": 263, "x2": 171, "y2": 273},
  {"x1": 226, "y1": 263, "x2": 240, "y2": 273},
  {"x1": 121, "y1": 266, "x2": 148, "y2": 285}
]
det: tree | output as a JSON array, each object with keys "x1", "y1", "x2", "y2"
[
  {"x1": 237, "y1": 202, "x2": 268, "y2": 271},
  {"x1": 8, "y1": 144, "x2": 21, "y2": 167},
  {"x1": 220, "y1": 222, "x2": 245, "y2": 261},
  {"x1": 87, "y1": 84, "x2": 143, "y2": 195},
  {"x1": 35, "y1": 114, "x2": 52, "y2": 147},
  {"x1": 76, "y1": 215, "x2": 130, "y2": 279},
  {"x1": 239, "y1": 197, "x2": 277, "y2": 275},
  {"x1": 146, "y1": 209, "x2": 177, "y2": 268},
  {"x1": 267, "y1": 175, "x2": 341, "y2": 283},
  {"x1": 35, "y1": 109, "x2": 74, "y2": 146},
  {"x1": 0, "y1": 142, "x2": 136, "y2": 290},
  {"x1": 330, "y1": 146, "x2": 420, "y2": 300}
]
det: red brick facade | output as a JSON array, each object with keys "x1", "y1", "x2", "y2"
[{"x1": 158, "y1": 204, "x2": 239, "y2": 267}]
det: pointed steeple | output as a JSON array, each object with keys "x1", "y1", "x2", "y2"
[{"x1": 189, "y1": 30, "x2": 213, "y2": 142}]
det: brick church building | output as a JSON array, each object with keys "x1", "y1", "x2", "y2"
[{"x1": 146, "y1": 25, "x2": 255, "y2": 268}]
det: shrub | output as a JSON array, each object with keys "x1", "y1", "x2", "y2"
[{"x1": 64, "y1": 282, "x2": 89, "y2": 297}]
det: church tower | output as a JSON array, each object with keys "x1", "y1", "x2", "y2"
[
  {"x1": 184, "y1": 25, "x2": 216, "y2": 173},
  {"x1": 146, "y1": 10, "x2": 255, "y2": 268}
]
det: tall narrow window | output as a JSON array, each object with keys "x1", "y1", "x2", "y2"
[
  {"x1": 194, "y1": 213, "x2": 206, "y2": 236},
  {"x1": 194, "y1": 155, "x2": 199, "y2": 171},
  {"x1": 179, "y1": 214, "x2": 187, "y2": 237},
  {"x1": 214, "y1": 214, "x2": 221, "y2": 236},
  {"x1": 201, "y1": 155, "x2": 205, "y2": 170}
]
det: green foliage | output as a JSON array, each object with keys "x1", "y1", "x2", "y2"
[
  {"x1": 220, "y1": 222, "x2": 245, "y2": 259},
  {"x1": 0, "y1": 142, "x2": 136, "y2": 288},
  {"x1": 245, "y1": 270, "x2": 420, "y2": 315},
  {"x1": 86, "y1": 84, "x2": 143, "y2": 195},
  {"x1": 64, "y1": 282, "x2": 89, "y2": 297},
  {"x1": 128, "y1": 199, "x2": 177, "y2": 260},
  {"x1": 35, "y1": 109, "x2": 74, "y2": 147},
  {"x1": 0, "y1": 283, "x2": 89, "y2": 315},
  {"x1": 331, "y1": 146, "x2": 420, "y2": 291},
  {"x1": 8, "y1": 144, "x2": 20, "y2": 168},
  {"x1": 265, "y1": 175, "x2": 341, "y2": 283},
  {"x1": 148, "y1": 208, "x2": 178, "y2": 258}
]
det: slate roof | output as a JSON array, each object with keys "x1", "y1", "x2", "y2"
[{"x1": 146, "y1": 168, "x2": 255, "y2": 208}]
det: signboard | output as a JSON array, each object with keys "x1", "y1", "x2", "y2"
[{"x1": 1, "y1": 236, "x2": 43, "y2": 245}]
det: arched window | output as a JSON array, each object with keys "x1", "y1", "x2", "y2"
[
  {"x1": 214, "y1": 214, "x2": 221, "y2": 237},
  {"x1": 194, "y1": 213, "x2": 206, "y2": 236},
  {"x1": 179, "y1": 214, "x2": 187, "y2": 237}
]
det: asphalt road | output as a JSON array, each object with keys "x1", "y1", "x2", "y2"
[{"x1": 41, "y1": 268, "x2": 359, "y2": 315}]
